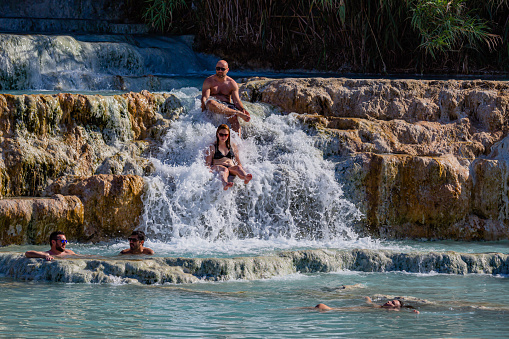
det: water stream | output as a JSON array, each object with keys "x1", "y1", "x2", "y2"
[{"x1": 136, "y1": 89, "x2": 369, "y2": 257}]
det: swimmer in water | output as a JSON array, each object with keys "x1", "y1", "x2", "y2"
[
  {"x1": 205, "y1": 124, "x2": 253, "y2": 190},
  {"x1": 314, "y1": 297, "x2": 419, "y2": 313},
  {"x1": 25, "y1": 231, "x2": 78, "y2": 261},
  {"x1": 120, "y1": 231, "x2": 154, "y2": 255}
]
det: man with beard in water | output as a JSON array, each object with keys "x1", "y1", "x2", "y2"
[
  {"x1": 201, "y1": 60, "x2": 251, "y2": 137},
  {"x1": 25, "y1": 231, "x2": 77, "y2": 261},
  {"x1": 120, "y1": 231, "x2": 154, "y2": 255}
]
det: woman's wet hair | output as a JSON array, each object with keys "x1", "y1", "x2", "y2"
[{"x1": 216, "y1": 124, "x2": 231, "y2": 149}]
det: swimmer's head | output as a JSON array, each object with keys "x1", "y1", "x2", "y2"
[
  {"x1": 215, "y1": 60, "x2": 229, "y2": 78},
  {"x1": 216, "y1": 124, "x2": 231, "y2": 148},
  {"x1": 314, "y1": 303, "x2": 332, "y2": 310},
  {"x1": 49, "y1": 231, "x2": 67, "y2": 252},
  {"x1": 382, "y1": 300, "x2": 403, "y2": 308},
  {"x1": 128, "y1": 231, "x2": 146, "y2": 251}
]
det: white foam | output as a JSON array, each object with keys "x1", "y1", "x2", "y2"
[{"x1": 139, "y1": 91, "x2": 372, "y2": 253}]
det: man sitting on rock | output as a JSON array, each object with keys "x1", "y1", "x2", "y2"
[
  {"x1": 120, "y1": 230, "x2": 154, "y2": 255},
  {"x1": 201, "y1": 59, "x2": 251, "y2": 137},
  {"x1": 25, "y1": 231, "x2": 78, "y2": 261}
]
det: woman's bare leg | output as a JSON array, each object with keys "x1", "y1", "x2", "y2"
[
  {"x1": 229, "y1": 165, "x2": 253, "y2": 184},
  {"x1": 227, "y1": 115, "x2": 241, "y2": 137},
  {"x1": 212, "y1": 165, "x2": 234, "y2": 190}
]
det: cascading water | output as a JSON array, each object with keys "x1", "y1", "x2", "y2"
[
  {"x1": 0, "y1": 34, "x2": 216, "y2": 91},
  {"x1": 139, "y1": 88, "x2": 367, "y2": 255}
]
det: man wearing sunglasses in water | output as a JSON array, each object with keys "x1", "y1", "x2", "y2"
[
  {"x1": 25, "y1": 231, "x2": 77, "y2": 261},
  {"x1": 201, "y1": 60, "x2": 251, "y2": 137},
  {"x1": 120, "y1": 230, "x2": 154, "y2": 255}
]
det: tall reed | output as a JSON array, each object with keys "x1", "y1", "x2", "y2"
[{"x1": 142, "y1": 0, "x2": 509, "y2": 73}]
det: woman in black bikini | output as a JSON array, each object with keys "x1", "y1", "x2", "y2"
[{"x1": 205, "y1": 124, "x2": 253, "y2": 190}]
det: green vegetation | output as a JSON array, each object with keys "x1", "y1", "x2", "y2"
[
  {"x1": 411, "y1": 0, "x2": 498, "y2": 57},
  {"x1": 139, "y1": 0, "x2": 509, "y2": 73},
  {"x1": 143, "y1": 0, "x2": 187, "y2": 31}
]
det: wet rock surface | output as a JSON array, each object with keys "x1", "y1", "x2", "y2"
[
  {"x1": 1, "y1": 78, "x2": 509, "y2": 243},
  {"x1": 0, "y1": 195, "x2": 83, "y2": 246},
  {"x1": 44, "y1": 174, "x2": 145, "y2": 241},
  {"x1": 0, "y1": 249, "x2": 507, "y2": 284},
  {"x1": 242, "y1": 78, "x2": 509, "y2": 239},
  {"x1": 0, "y1": 91, "x2": 181, "y2": 243}
]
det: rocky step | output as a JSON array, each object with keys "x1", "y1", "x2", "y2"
[
  {"x1": 0, "y1": 175, "x2": 145, "y2": 245},
  {"x1": 1, "y1": 249, "x2": 508, "y2": 284}
]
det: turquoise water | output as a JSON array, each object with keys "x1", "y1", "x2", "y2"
[
  {"x1": 2, "y1": 239, "x2": 509, "y2": 258},
  {"x1": 1, "y1": 269, "x2": 508, "y2": 338}
]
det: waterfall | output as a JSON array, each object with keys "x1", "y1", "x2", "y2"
[
  {"x1": 0, "y1": 34, "x2": 216, "y2": 91},
  {"x1": 139, "y1": 88, "x2": 367, "y2": 255}
]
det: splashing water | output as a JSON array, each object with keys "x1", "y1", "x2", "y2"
[{"x1": 140, "y1": 88, "x2": 368, "y2": 255}]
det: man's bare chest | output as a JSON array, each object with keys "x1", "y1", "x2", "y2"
[{"x1": 210, "y1": 82, "x2": 233, "y2": 96}]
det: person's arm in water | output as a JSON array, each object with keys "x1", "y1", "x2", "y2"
[
  {"x1": 201, "y1": 79, "x2": 212, "y2": 111},
  {"x1": 25, "y1": 251, "x2": 53, "y2": 261},
  {"x1": 233, "y1": 144, "x2": 242, "y2": 167},
  {"x1": 143, "y1": 247, "x2": 155, "y2": 255},
  {"x1": 205, "y1": 145, "x2": 215, "y2": 170},
  {"x1": 365, "y1": 296, "x2": 375, "y2": 306},
  {"x1": 230, "y1": 82, "x2": 251, "y2": 122}
]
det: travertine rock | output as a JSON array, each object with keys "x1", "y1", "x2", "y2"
[
  {"x1": 335, "y1": 153, "x2": 472, "y2": 238},
  {"x1": 242, "y1": 78, "x2": 509, "y2": 239},
  {"x1": 44, "y1": 174, "x2": 145, "y2": 241},
  {"x1": 0, "y1": 195, "x2": 83, "y2": 245},
  {"x1": 2, "y1": 78, "x2": 509, "y2": 243},
  {"x1": 299, "y1": 114, "x2": 495, "y2": 159},
  {"x1": 0, "y1": 91, "x2": 180, "y2": 198},
  {"x1": 1, "y1": 249, "x2": 508, "y2": 284},
  {"x1": 0, "y1": 91, "x2": 178, "y2": 244},
  {"x1": 243, "y1": 78, "x2": 509, "y2": 132}
]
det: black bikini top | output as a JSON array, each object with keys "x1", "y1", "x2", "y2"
[{"x1": 213, "y1": 143, "x2": 235, "y2": 160}]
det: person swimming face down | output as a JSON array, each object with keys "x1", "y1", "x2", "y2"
[{"x1": 382, "y1": 300, "x2": 403, "y2": 308}]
